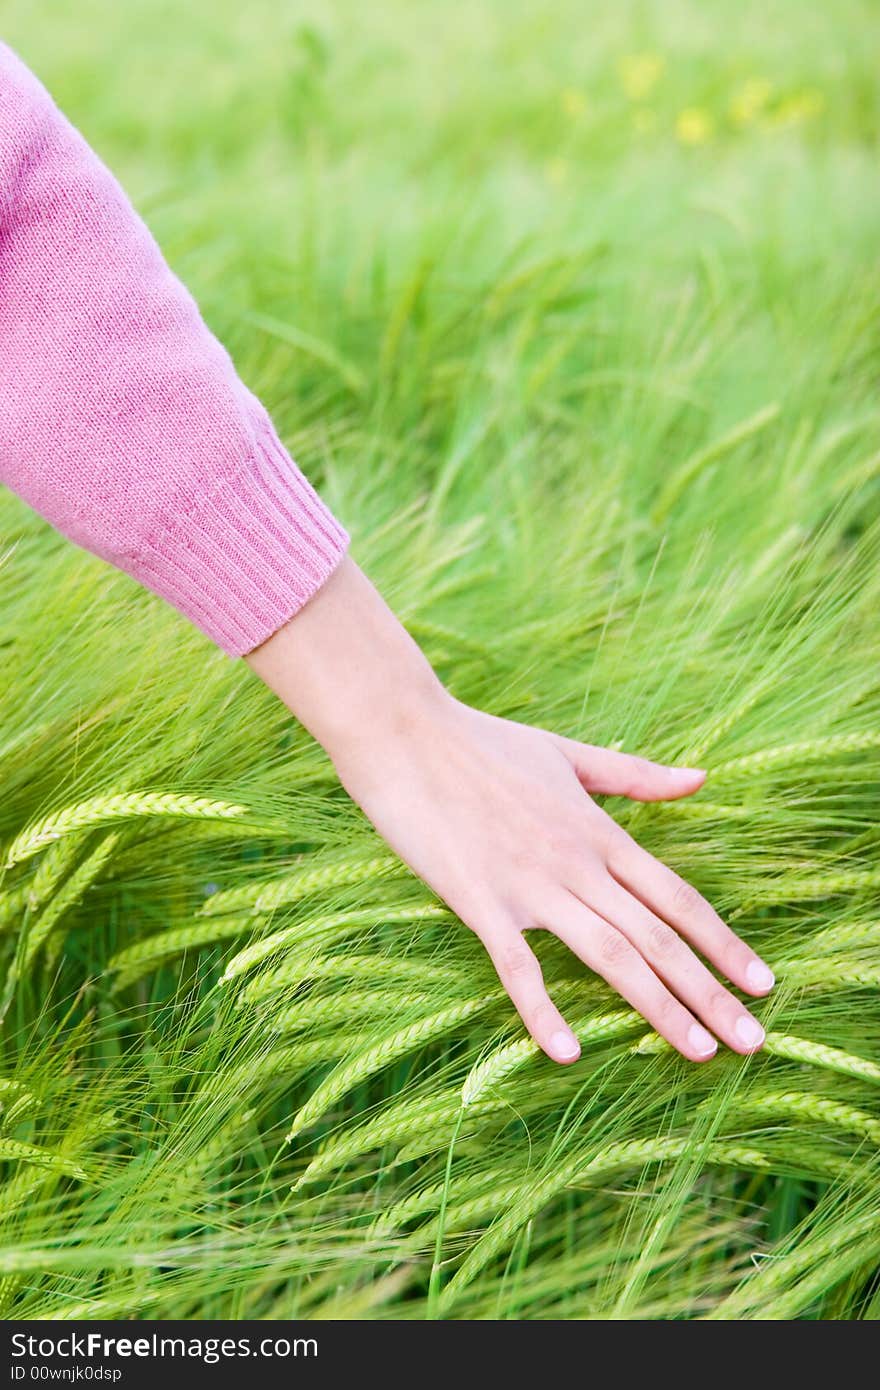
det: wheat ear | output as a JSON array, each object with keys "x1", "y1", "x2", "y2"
[
  {"x1": 199, "y1": 851, "x2": 404, "y2": 916},
  {"x1": 108, "y1": 914, "x2": 255, "y2": 989},
  {"x1": 285, "y1": 993, "x2": 502, "y2": 1142},
  {"x1": 22, "y1": 831, "x2": 120, "y2": 967},
  {"x1": 0, "y1": 1137, "x2": 87, "y2": 1181},
  {"x1": 711, "y1": 730, "x2": 880, "y2": 778},
  {"x1": 728, "y1": 1090, "x2": 880, "y2": 1143},
  {"x1": 5, "y1": 792, "x2": 249, "y2": 867},
  {"x1": 462, "y1": 1008, "x2": 636, "y2": 1105},
  {"x1": 220, "y1": 903, "x2": 450, "y2": 986},
  {"x1": 763, "y1": 1032, "x2": 880, "y2": 1082},
  {"x1": 747, "y1": 868, "x2": 880, "y2": 904},
  {"x1": 437, "y1": 1135, "x2": 837, "y2": 1312}
]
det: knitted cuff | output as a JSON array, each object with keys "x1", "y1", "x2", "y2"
[{"x1": 131, "y1": 416, "x2": 350, "y2": 657}]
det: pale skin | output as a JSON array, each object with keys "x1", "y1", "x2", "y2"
[{"x1": 246, "y1": 555, "x2": 775, "y2": 1065}]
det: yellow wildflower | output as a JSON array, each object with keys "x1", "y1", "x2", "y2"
[
  {"x1": 675, "y1": 107, "x2": 714, "y2": 145},
  {"x1": 545, "y1": 156, "x2": 569, "y2": 186},
  {"x1": 561, "y1": 87, "x2": 586, "y2": 118},
  {"x1": 618, "y1": 53, "x2": 665, "y2": 102},
  {"x1": 729, "y1": 77, "x2": 772, "y2": 126},
  {"x1": 770, "y1": 89, "x2": 826, "y2": 126}
]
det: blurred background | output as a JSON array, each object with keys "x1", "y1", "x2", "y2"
[{"x1": 5, "y1": 0, "x2": 877, "y2": 532}]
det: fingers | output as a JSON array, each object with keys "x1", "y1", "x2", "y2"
[
  {"x1": 550, "y1": 733, "x2": 706, "y2": 802},
  {"x1": 583, "y1": 875, "x2": 766, "y2": 1055},
  {"x1": 597, "y1": 811, "x2": 775, "y2": 998},
  {"x1": 480, "y1": 927, "x2": 581, "y2": 1065},
  {"x1": 542, "y1": 889, "x2": 719, "y2": 1062}
]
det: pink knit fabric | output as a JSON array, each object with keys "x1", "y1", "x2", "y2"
[{"x1": 0, "y1": 43, "x2": 349, "y2": 656}]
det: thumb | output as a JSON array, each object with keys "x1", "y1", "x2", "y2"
[{"x1": 552, "y1": 735, "x2": 706, "y2": 802}]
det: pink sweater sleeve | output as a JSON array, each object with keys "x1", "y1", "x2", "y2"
[{"x1": 0, "y1": 43, "x2": 349, "y2": 656}]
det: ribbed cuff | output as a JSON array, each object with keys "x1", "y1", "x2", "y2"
[{"x1": 132, "y1": 417, "x2": 350, "y2": 656}]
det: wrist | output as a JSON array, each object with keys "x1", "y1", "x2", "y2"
[{"x1": 244, "y1": 554, "x2": 451, "y2": 761}]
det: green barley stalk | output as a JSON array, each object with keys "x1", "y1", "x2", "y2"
[
  {"x1": 376, "y1": 1176, "x2": 525, "y2": 1238},
  {"x1": 461, "y1": 1009, "x2": 636, "y2": 1106},
  {"x1": 220, "y1": 903, "x2": 451, "y2": 986},
  {"x1": 266, "y1": 951, "x2": 472, "y2": 994},
  {"x1": 108, "y1": 915, "x2": 256, "y2": 989},
  {"x1": 651, "y1": 402, "x2": 781, "y2": 524},
  {"x1": 684, "y1": 680, "x2": 776, "y2": 765},
  {"x1": 39, "y1": 1293, "x2": 162, "y2": 1323},
  {"x1": 238, "y1": 939, "x2": 441, "y2": 1006},
  {"x1": 199, "y1": 851, "x2": 405, "y2": 917},
  {"x1": 425, "y1": 1144, "x2": 843, "y2": 1260},
  {"x1": 437, "y1": 1141, "x2": 694, "y2": 1308},
  {"x1": 273, "y1": 988, "x2": 432, "y2": 1037},
  {"x1": 782, "y1": 960, "x2": 880, "y2": 990},
  {"x1": 294, "y1": 1008, "x2": 641, "y2": 1188},
  {"x1": 4, "y1": 793, "x2": 253, "y2": 867},
  {"x1": 25, "y1": 837, "x2": 85, "y2": 908},
  {"x1": 172, "y1": 1110, "x2": 258, "y2": 1187},
  {"x1": 762, "y1": 1033, "x2": 880, "y2": 1083},
  {"x1": 0, "y1": 1174, "x2": 54, "y2": 1232},
  {"x1": 294, "y1": 1089, "x2": 499, "y2": 1191},
  {"x1": 0, "y1": 832, "x2": 121, "y2": 1020},
  {"x1": 0, "y1": 1138, "x2": 87, "y2": 1182},
  {"x1": 633, "y1": 1030, "x2": 880, "y2": 1083},
  {"x1": 208, "y1": 1044, "x2": 333, "y2": 1112},
  {"x1": 775, "y1": 919, "x2": 880, "y2": 961},
  {"x1": 0, "y1": 886, "x2": 28, "y2": 934},
  {"x1": 747, "y1": 868, "x2": 880, "y2": 904},
  {"x1": 711, "y1": 730, "x2": 880, "y2": 778},
  {"x1": 0, "y1": 1079, "x2": 34, "y2": 1105},
  {"x1": 428, "y1": 1106, "x2": 466, "y2": 1317},
  {"x1": 22, "y1": 832, "x2": 120, "y2": 968},
  {"x1": 706, "y1": 1200, "x2": 880, "y2": 1321},
  {"x1": 285, "y1": 993, "x2": 503, "y2": 1143},
  {"x1": 726, "y1": 1091, "x2": 880, "y2": 1144},
  {"x1": 0, "y1": 838, "x2": 84, "y2": 934},
  {"x1": 0, "y1": 1094, "x2": 38, "y2": 1129},
  {"x1": 436, "y1": 1136, "x2": 845, "y2": 1313}
]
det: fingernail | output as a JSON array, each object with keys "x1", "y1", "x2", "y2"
[
  {"x1": 735, "y1": 1015, "x2": 765, "y2": 1050},
  {"x1": 746, "y1": 960, "x2": 775, "y2": 992},
  {"x1": 687, "y1": 1023, "x2": 717, "y2": 1057},
  {"x1": 550, "y1": 1029, "x2": 580, "y2": 1062}
]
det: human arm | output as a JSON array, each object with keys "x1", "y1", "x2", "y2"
[
  {"x1": 0, "y1": 45, "x2": 774, "y2": 1062},
  {"x1": 0, "y1": 41, "x2": 347, "y2": 654}
]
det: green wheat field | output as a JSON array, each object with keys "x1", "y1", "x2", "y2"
[{"x1": 1, "y1": 0, "x2": 878, "y2": 1319}]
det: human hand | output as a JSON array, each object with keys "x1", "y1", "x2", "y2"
[
  {"x1": 330, "y1": 693, "x2": 773, "y2": 1064},
  {"x1": 247, "y1": 557, "x2": 774, "y2": 1065}
]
